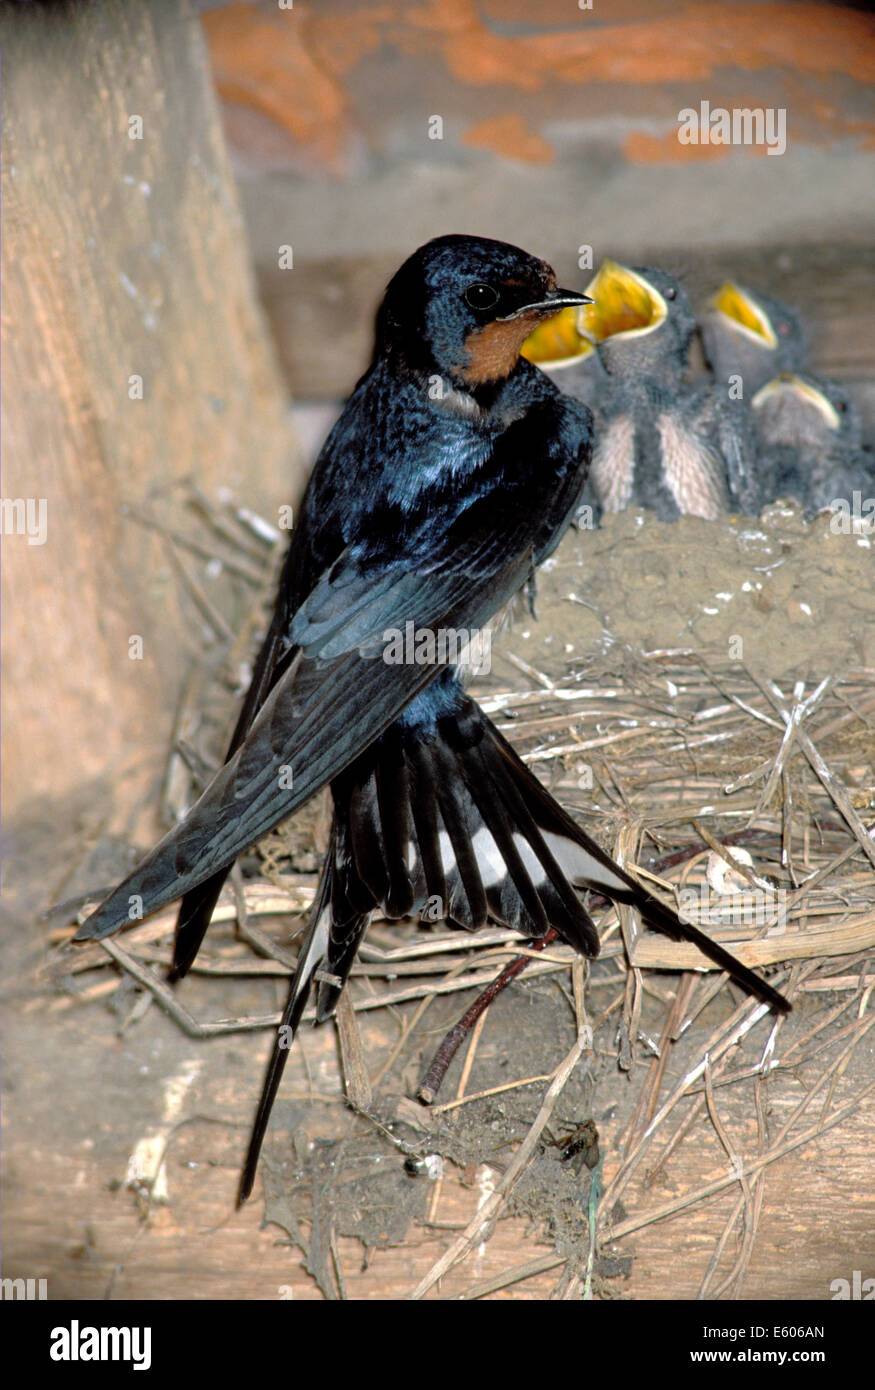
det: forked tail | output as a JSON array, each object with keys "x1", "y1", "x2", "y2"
[{"x1": 238, "y1": 691, "x2": 788, "y2": 1202}]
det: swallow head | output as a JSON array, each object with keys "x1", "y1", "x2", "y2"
[
  {"x1": 581, "y1": 261, "x2": 695, "y2": 376},
  {"x1": 375, "y1": 234, "x2": 591, "y2": 388},
  {"x1": 702, "y1": 283, "x2": 805, "y2": 392},
  {"x1": 752, "y1": 372, "x2": 860, "y2": 449},
  {"x1": 706, "y1": 282, "x2": 803, "y2": 353},
  {"x1": 709, "y1": 282, "x2": 779, "y2": 349}
]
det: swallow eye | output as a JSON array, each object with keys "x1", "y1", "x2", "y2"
[
  {"x1": 463, "y1": 282, "x2": 500, "y2": 311},
  {"x1": 664, "y1": 286, "x2": 676, "y2": 301}
]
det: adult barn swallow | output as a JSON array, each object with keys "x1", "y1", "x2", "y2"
[
  {"x1": 701, "y1": 282, "x2": 806, "y2": 399},
  {"x1": 752, "y1": 372, "x2": 874, "y2": 514},
  {"x1": 75, "y1": 235, "x2": 788, "y2": 1203},
  {"x1": 548, "y1": 261, "x2": 756, "y2": 519}
]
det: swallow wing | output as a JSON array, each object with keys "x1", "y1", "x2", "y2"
[
  {"x1": 76, "y1": 476, "x2": 575, "y2": 942},
  {"x1": 169, "y1": 581, "x2": 300, "y2": 979}
]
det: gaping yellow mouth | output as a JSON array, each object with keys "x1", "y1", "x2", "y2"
[
  {"x1": 522, "y1": 259, "x2": 666, "y2": 365},
  {"x1": 752, "y1": 373, "x2": 840, "y2": 430},
  {"x1": 582, "y1": 260, "x2": 667, "y2": 342},
  {"x1": 709, "y1": 282, "x2": 777, "y2": 348},
  {"x1": 520, "y1": 304, "x2": 595, "y2": 366}
]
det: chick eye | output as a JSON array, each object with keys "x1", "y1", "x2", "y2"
[
  {"x1": 463, "y1": 282, "x2": 500, "y2": 310},
  {"x1": 664, "y1": 286, "x2": 676, "y2": 301}
]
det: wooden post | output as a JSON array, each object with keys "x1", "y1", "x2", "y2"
[{"x1": 0, "y1": 0, "x2": 302, "y2": 844}]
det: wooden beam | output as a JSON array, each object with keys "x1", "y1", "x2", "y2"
[{"x1": 0, "y1": 0, "x2": 302, "y2": 837}]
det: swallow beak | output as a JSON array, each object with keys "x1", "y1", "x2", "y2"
[
  {"x1": 499, "y1": 288, "x2": 593, "y2": 322},
  {"x1": 709, "y1": 282, "x2": 777, "y2": 348},
  {"x1": 752, "y1": 373, "x2": 840, "y2": 429},
  {"x1": 546, "y1": 287, "x2": 595, "y2": 310},
  {"x1": 582, "y1": 260, "x2": 668, "y2": 343}
]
